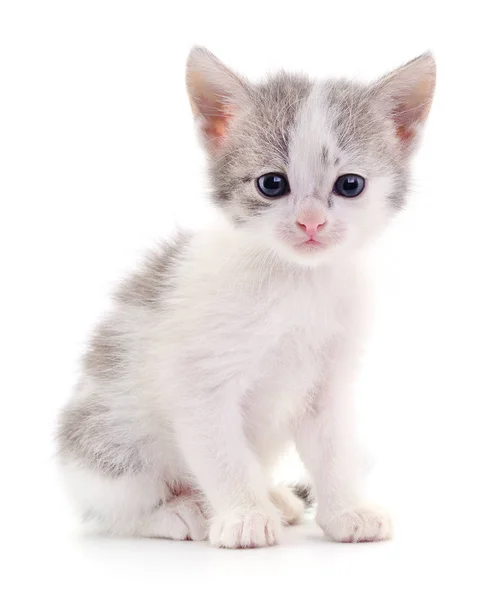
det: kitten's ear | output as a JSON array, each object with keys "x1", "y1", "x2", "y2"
[
  {"x1": 373, "y1": 52, "x2": 436, "y2": 154},
  {"x1": 186, "y1": 47, "x2": 250, "y2": 153}
]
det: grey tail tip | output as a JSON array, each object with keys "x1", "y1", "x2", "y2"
[{"x1": 291, "y1": 483, "x2": 315, "y2": 507}]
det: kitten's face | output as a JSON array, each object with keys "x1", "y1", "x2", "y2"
[{"x1": 187, "y1": 49, "x2": 435, "y2": 266}]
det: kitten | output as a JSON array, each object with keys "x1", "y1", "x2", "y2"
[{"x1": 57, "y1": 47, "x2": 435, "y2": 548}]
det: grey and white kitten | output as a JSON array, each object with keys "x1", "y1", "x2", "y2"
[{"x1": 57, "y1": 47, "x2": 435, "y2": 548}]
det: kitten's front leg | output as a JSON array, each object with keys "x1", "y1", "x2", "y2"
[
  {"x1": 295, "y1": 357, "x2": 393, "y2": 543},
  {"x1": 173, "y1": 378, "x2": 281, "y2": 549}
]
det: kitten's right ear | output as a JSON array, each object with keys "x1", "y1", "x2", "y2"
[{"x1": 186, "y1": 47, "x2": 250, "y2": 153}]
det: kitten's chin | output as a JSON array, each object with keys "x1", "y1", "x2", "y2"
[{"x1": 271, "y1": 239, "x2": 339, "y2": 267}]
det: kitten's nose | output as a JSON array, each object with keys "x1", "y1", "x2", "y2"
[{"x1": 296, "y1": 215, "x2": 327, "y2": 238}]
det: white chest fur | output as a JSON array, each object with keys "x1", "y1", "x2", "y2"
[{"x1": 154, "y1": 229, "x2": 365, "y2": 462}]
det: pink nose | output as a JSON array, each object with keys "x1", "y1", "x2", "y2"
[{"x1": 296, "y1": 217, "x2": 327, "y2": 238}]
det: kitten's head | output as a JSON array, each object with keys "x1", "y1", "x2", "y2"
[{"x1": 186, "y1": 47, "x2": 435, "y2": 266}]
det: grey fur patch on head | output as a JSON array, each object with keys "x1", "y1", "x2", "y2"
[
  {"x1": 57, "y1": 399, "x2": 148, "y2": 477},
  {"x1": 116, "y1": 232, "x2": 191, "y2": 308},
  {"x1": 327, "y1": 81, "x2": 390, "y2": 164},
  {"x1": 210, "y1": 73, "x2": 311, "y2": 220},
  {"x1": 324, "y1": 79, "x2": 410, "y2": 207}
]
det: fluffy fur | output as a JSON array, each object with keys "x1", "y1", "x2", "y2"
[{"x1": 57, "y1": 47, "x2": 435, "y2": 548}]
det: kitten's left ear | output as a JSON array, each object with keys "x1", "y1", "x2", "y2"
[
  {"x1": 186, "y1": 47, "x2": 251, "y2": 153},
  {"x1": 373, "y1": 52, "x2": 436, "y2": 154}
]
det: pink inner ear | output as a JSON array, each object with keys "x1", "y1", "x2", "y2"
[
  {"x1": 198, "y1": 94, "x2": 234, "y2": 149},
  {"x1": 390, "y1": 79, "x2": 433, "y2": 145},
  {"x1": 393, "y1": 103, "x2": 416, "y2": 143},
  {"x1": 205, "y1": 113, "x2": 228, "y2": 144},
  {"x1": 205, "y1": 107, "x2": 232, "y2": 147},
  {"x1": 396, "y1": 124, "x2": 415, "y2": 143}
]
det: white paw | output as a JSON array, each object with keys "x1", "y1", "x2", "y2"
[
  {"x1": 209, "y1": 505, "x2": 282, "y2": 548},
  {"x1": 320, "y1": 505, "x2": 393, "y2": 543},
  {"x1": 162, "y1": 496, "x2": 208, "y2": 541},
  {"x1": 270, "y1": 485, "x2": 305, "y2": 525}
]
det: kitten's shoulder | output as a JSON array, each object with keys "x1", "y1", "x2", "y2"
[{"x1": 114, "y1": 230, "x2": 192, "y2": 309}]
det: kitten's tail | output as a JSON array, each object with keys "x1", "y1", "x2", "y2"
[{"x1": 291, "y1": 482, "x2": 315, "y2": 507}]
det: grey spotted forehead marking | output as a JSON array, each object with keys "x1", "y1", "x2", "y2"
[
  {"x1": 288, "y1": 80, "x2": 400, "y2": 178},
  {"x1": 321, "y1": 146, "x2": 329, "y2": 164},
  {"x1": 287, "y1": 82, "x2": 338, "y2": 192}
]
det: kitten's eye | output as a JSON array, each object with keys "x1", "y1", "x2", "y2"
[
  {"x1": 333, "y1": 174, "x2": 365, "y2": 198},
  {"x1": 256, "y1": 173, "x2": 290, "y2": 198}
]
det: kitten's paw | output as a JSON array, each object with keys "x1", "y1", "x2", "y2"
[
  {"x1": 270, "y1": 485, "x2": 305, "y2": 525},
  {"x1": 320, "y1": 505, "x2": 393, "y2": 543},
  {"x1": 209, "y1": 505, "x2": 282, "y2": 548},
  {"x1": 162, "y1": 496, "x2": 208, "y2": 541}
]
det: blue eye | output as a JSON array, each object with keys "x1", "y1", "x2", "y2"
[
  {"x1": 333, "y1": 174, "x2": 365, "y2": 198},
  {"x1": 256, "y1": 173, "x2": 290, "y2": 198}
]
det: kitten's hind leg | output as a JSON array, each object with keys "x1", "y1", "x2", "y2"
[
  {"x1": 60, "y1": 461, "x2": 208, "y2": 540},
  {"x1": 138, "y1": 494, "x2": 208, "y2": 540}
]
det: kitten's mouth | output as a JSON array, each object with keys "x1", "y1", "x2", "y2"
[
  {"x1": 294, "y1": 228, "x2": 346, "y2": 251},
  {"x1": 296, "y1": 238, "x2": 326, "y2": 251}
]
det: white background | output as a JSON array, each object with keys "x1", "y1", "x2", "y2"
[{"x1": 1, "y1": 1, "x2": 495, "y2": 598}]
